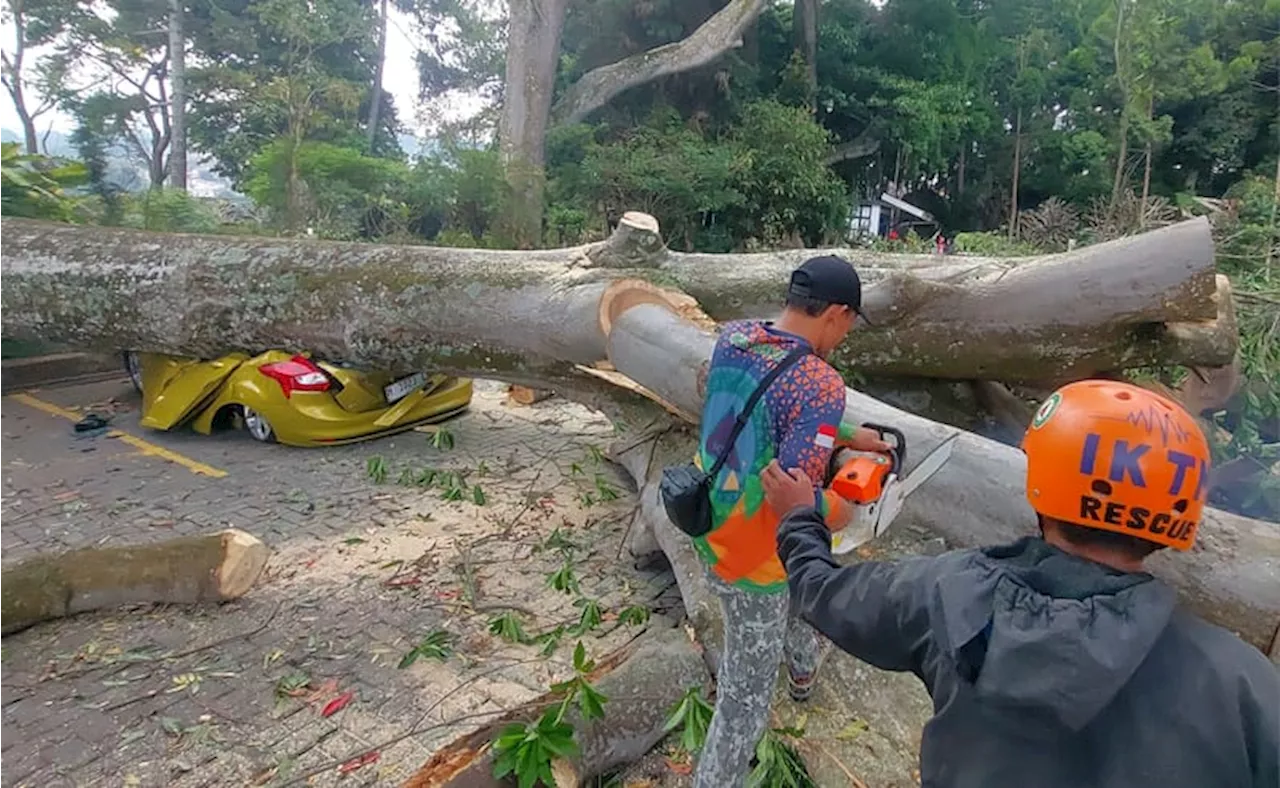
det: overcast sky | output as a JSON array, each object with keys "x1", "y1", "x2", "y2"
[{"x1": 1, "y1": 6, "x2": 443, "y2": 140}]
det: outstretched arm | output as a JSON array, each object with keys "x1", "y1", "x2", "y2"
[{"x1": 776, "y1": 506, "x2": 938, "y2": 672}]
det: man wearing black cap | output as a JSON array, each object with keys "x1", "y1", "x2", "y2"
[{"x1": 691, "y1": 255, "x2": 888, "y2": 787}]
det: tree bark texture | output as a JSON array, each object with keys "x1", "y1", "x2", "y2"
[
  {"x1": 497, "y1": 0, "x2": 569, "y2": 248},
  {"x1": 0, "y1": 213, "x2": 1235, "y2": 385},
  {"x1": 168, "y1": 0, "x2": 188, "y2": 191},
  {"x1": 1, "y1": 529, "x2": 269, "y2": 635},
  {"x1": 792, "y1": 0, "x2": 818, "y2": 111}
]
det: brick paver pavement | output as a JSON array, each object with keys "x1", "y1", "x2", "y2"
[{"x1": 1, "y1": 377, "x2": 681, "y2": 787}]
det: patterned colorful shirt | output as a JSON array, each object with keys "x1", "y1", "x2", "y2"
[{"x1": 695, "y1": 320, "x2": 849, "y2": 592}]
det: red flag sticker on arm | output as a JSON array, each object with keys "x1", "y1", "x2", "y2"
[{"x1": 815, "y1": 423, "x2": 837, "y2": 450}]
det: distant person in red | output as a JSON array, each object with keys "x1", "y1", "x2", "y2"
[
  {"x1": 935, "y1": 234, "x2": 947, "y2": 255},
  {"x1": 887, "y1": 227, "x2": 900, "y2": 241}
]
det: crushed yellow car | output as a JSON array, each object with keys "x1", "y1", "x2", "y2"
[{"x1": 123, "y1": 350, "x2": 472, "y2": 447}]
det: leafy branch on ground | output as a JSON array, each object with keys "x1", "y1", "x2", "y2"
[
  {"x1": 747, "y1": 726, "x2": 817, "y2": 788},
  {"x1": 663, "y1": 686, "x2": 715, "y2": 754},
  {"x1": 492, "y1": 642, "x2": 608, "y2": 788},
  {"x1": 618, "y1": 605, "x2": 650, "y2": 626},
  {"x1": 428, "y1": 427, "x2": 456, "y2": 451},
  {"x1": 398, "y1": 629, "x2": 454, "y2": 669},
  {"x1": 488, "y1": 611, "x2": 531, "y2": 644}
]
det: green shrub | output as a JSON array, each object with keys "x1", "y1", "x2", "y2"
[
  {"x1": 122, "y1": 189, "x2": 220, "y2": 234},
  {"x1": 951, "y1": 231, "x2": 1042, "y2": 257}
]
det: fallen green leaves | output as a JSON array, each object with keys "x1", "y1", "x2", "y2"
[
  {"x1": 663, "y1": 686, "x2": 714, "y2": 754},
  {"x1": 398, "y1": 629, "x2": 455, "y2": 669}
]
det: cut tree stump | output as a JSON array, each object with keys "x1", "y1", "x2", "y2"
[
  {"x1": 1, "y1": 529, "x2": 269, "y2": 635},
  {"x1": 506, "y1": 384, "x2": 555, "y2": 405}
]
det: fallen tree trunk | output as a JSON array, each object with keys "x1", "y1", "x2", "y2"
[
  {"x1": 0, "y1": 213, "x2": 1235, "y2": 383},
  {"x1": 1, "y1": 529, "x2": 269, "y2": 635}
]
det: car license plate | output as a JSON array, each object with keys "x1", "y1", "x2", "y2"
[{"x1": 384, "y1": 372, "x2": 427, "y2": 403}]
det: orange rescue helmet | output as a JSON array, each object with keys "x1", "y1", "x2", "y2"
[{"x1": 1022, "y1": 379, "x2": 1211, "y2": 552}]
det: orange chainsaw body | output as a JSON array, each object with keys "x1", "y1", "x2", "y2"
[{"x1": 829, "y1": 451, "x2": 894, "y2": 504}]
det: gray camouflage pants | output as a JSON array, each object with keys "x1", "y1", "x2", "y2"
[{"x1": 693, "y1": 571, "x2": 821, "y2": 788}]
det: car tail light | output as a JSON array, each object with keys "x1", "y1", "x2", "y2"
[{"x1": 259, "y1": 355, "x2": 331, "y2": 398}]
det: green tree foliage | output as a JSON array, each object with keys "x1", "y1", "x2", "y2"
[
  {"x1": 120, "y1": 188, "x2": 220, "y2": 233},
  {"x1": 0, "y1": 140, "x2": 87, "y2": 220},
  {"x1": 545, "y1": 100, "x2": 846, "y2": 251},
  {"x1": 185, "y1": 0, "x2": 400, "y2": 189},
  {"x1": 47, "y1": 0, "x2": 180, "y2": 188},
  {"x1": 244, "y1": 140, "x2": 409, "y2": 236}
]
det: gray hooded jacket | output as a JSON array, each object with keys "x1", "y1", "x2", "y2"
[{"x1": 777, "y1": 509, "x2": 1280, "y2": 788}]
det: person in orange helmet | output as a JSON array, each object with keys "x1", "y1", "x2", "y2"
[{"x1": 760, "y1": 379, "x2": 1279, "y2": 788}]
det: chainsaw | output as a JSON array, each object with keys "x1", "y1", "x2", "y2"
[{"x1": 826, "y1": 424, "x2": 958, "y2": 555}]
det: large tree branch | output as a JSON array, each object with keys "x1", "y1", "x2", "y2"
[
  {"x1": 549, "y1": 0, "x2": 766, "y2": 127},
  {"x1": 825, "y1": 129, "x2": 880, "y2": 165}
]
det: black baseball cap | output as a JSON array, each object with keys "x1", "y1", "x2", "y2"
[{"x1": 788, "y1": 255, "x2": 871, "y2": 322}]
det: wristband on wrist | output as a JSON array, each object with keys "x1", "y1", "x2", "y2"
[{"x1": 837, "y1": 422, "x2": 858, "y2": 442}]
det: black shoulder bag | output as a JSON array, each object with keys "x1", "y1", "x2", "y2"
[{"x1": 659, "y1": 345, "x2": 809, "y2": 539}]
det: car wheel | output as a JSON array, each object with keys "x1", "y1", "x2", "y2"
[
  {"x1": 242, "y1": 406, "x2": 276, "y2": 443},
  {"x1": 123, "y1": 351, "x2": 143, "y2": 393}
]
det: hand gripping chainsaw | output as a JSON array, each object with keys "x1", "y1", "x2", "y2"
[{"x1": 826, "y1": 424, "x2": 958, "y2": 555}]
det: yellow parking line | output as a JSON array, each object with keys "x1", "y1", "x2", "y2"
[{"x1": 8, "y1": 392, "x2": 228, "y2": 478}]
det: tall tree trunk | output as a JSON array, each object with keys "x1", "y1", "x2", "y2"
[
  {"x1": 792, "y1": 0, "x2": 818, "y2": 112},
  {"x1": 3, "y1": 2, "x2": 39, "y2": 154},
  {"x1": 497, "y1": 0, "x2": 570, "y2": 249},
  {"x1": 1110, "y1": 0, "x2": 1129, "y2": 207},
  {"x1": 168, "y1": 0, "x2": 188, "y2": 191},
  {"x1": 367, "y1": 0, "x2": 388, "y2": 155},
  {"x1": 15, "y1": 87, "x2": 38, "y2": 155},
  {"x1": 1140, "y1": 88, "x2": 1154, "y2": 223},
  {"x1": 957, "y1": 141, "x2": 967, "y2": 196},
  {"x1": 1268, "y1": 83, "x2": 1279, "y2": 273},
  {"x1": 501, "y1": 0, "x2": 767, "y2": 246},
  {"x1": 1009, "y1": 108, "x2": 1022, "y2": 238}
]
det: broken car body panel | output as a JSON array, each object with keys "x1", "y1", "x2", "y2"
[{"x1": 130, "y1": 350, "x2": 472, "y2": 447}]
